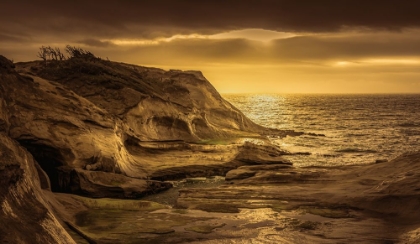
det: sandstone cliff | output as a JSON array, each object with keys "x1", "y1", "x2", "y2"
[
  {"x1": 18, "y1": 58, "x2": 264, "y2": 141},
  {"x1": 2, "y1": 54, "x2": 287, "y2": 198},
  {"x1": 0, "y1": 56, "x2": 73, "y2": 243},
  {"x1": 0, "y1": 54, "x2": 289, "y2": 243}
]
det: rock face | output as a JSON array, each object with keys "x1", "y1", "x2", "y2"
[
  {"x1": 2, "y1": 56, "x2": 178, "y2": 197},
  {"x1": 0, "y1": 55, "x2": 286, "y2": 198},
  {"x1": 19, "y1": 59, "x2": 264, "y2": 141},
  {"x1": 0, "y1": 134, "x2": 75, "y2": 244},
  {"x1": 1, "y1": 55, "x2": 73, "y2": 243},
  {"x1": 7, "y1": 53, "x2": 307, "y2": 194}
]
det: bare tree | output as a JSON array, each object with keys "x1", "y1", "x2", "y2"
[
  {"x1": 37, "y1": 45, "x2": 99, "y2": 66},
  {"x1": 65, "y1": 45, "x2": 83, "y2": 58},
  {"x1": 37, "y1": 46, "x2": 50, "y2": 66},
  {"x1": 48, "y1": 46, "x2": 58, "y2": 61},
  {"x1": 55, "y1": 47, "x2": 65, "y2": 60},
  {"x1": 65, "y1": 45, "x2": 96, "y2": 60}
]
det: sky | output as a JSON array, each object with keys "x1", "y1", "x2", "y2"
[{"x1": 1, "y1": 1, "x2": 420, "y2": 93}]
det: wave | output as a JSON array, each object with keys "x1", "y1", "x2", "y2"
[{"x1": 224, "y1": 93, "x2": 420, "y2": 167}]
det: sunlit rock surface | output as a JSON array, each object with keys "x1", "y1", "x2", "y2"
[
  {"x1": 170, "y1": 152, "x2": 420, "y2": 243},
  {"x1": 2, "y1": 56, "x2": 166, "y2": 196},
  {"x1": 17, "y1": 59, "x2": 265, "y2": 141}
]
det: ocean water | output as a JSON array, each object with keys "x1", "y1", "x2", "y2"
[{"x1": 223, "y1": 94, "x2": 420, "y2": 167}]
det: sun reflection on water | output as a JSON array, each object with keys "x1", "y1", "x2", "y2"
[{"x1": 239, "y1": 94, "x2": 291, "y2": 130}]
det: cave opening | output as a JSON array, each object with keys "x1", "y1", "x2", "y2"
[{"x1": 17, "y1": 140, "x2": 75, "y2": 193}]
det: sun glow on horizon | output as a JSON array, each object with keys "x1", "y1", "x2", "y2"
[{"x1": 363, "y1": 58, "x2": 420, "y2": 65}]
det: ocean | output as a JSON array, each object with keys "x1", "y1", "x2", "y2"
[{"x1": 223, "y1": 94, "x2": 420, "y2": 167}]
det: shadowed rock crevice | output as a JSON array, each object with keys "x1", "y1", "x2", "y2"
[
  {"x1": 17, "y1": 140, "x2": 74, "y2": 192},
  {"x1": 149, "y1": 164, "x2": 239, "y2": 181}
]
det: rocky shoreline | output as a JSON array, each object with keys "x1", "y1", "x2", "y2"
[
  {"x1": 44, "y1": 149, "x2": 420, "y2": 244},
  {"x1": 1, "y1": 54, "x2": 420, "y2": 243}
]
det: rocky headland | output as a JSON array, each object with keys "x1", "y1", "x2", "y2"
[{"x1": 1, "y1": 54, "x2": 420, "y2": 243}]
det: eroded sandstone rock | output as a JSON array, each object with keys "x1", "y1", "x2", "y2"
[
  {"x1": 0, "y1": 54, "x2": 303, "y2": 243},
  {"x1": 0, "y1": 134, "x2": 75, "y2": 244},
  {"x1": 5, "y1": 57, "x2": 297, "y2": 197},
  {"x1": 17, "y1": 58, "x2": 265, "y2": 141}
]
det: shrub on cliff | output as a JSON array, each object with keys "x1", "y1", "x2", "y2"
[
  {"x1": 36, "y1": 45, "x2": 109, "y2": 79},
  {"x1": 36, "y1": 45, "x2": 99, "y2": 64},
  {"x1": 37, "y1": 46, "x2": 66, "y2": 66},
  {"x1": 65, "y1": 45, "x2": 98, "y2": 60}
]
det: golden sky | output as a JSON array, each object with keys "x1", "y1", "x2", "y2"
[{"x1": 1, "y1": 1, "x2": 420, "y2": 93}]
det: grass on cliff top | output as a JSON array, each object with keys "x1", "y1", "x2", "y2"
[{"x1": 31, "y1": 57, "x2": 163, "y2": 97}]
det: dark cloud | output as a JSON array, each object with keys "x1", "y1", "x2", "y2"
[
  {"x1": 0, "y1": 33, "x2": 31, "y2": 43},
  {"x1": 270, "y1": 33, "x2": 420, "y2": 61},
  {"x1": 1, "y1": 1, "x2": 418, "y2": 93},
  {"x1": 1, "y1": 0, "x2": 420, "y2": 42},
  {"x1": 3, "y1": 30, "x2": 420, "y2": 64},
  {"x1": 103, "y1": 33, "x2": 420, "y2": 66}
]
